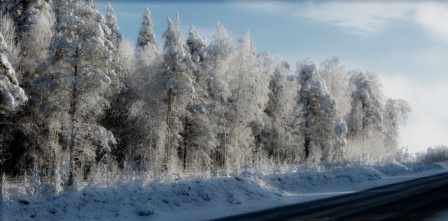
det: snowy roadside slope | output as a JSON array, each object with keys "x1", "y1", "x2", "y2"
[{"x1": 0, "y1": 162, "x2": 446, "y2": 221}]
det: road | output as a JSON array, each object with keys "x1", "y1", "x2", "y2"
[{"x1": 213, "y1": 172, "x2": 448, "y2": 221}]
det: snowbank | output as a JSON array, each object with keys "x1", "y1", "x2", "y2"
[{"x1": 1, "y1": 161, "x2": 446, "y2": 221}]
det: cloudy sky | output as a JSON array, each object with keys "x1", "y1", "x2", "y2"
[{"x1": 97, "y1": 0, "x2": 448, "y2": 153}]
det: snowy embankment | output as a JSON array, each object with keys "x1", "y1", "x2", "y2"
[{"x1": 1, "y1": 162, "x2": 447, "y2": 221}]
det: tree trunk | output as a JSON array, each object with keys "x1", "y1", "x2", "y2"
[
  {"x1": 304, "y1": 136, "x2": 310, "y2": 159},
  {"x1": 0, "y1": 114, "x2": 3, "y2": 200},
  {"x1": 67, "y1": 61, "x2": 79, "y2": 190},
  {"x1": 0, "y1": 147, "x2": 3, "y2": 201},
  {"x1": 165, "y1": 88, "x2": 172, "y2": 171},
  {"x1": 183, "y1": 113, "x2": 188, "y2": 171}
]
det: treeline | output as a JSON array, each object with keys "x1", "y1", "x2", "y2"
[{"x1": 0, "y1": 0, "x2": 411, "y2": 192}]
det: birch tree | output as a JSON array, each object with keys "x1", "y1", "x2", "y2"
[{"x1": 383, "y1": 99, "x2": 411, "y2": 151}]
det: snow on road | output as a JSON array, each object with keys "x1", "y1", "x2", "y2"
[{"x1": 1, "y1": 162, "x2": 447, "y2": 221}]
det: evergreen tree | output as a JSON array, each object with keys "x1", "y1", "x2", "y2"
[
  {"x1": 206, "y1": 22, "x2": 232, "y2": 63},
  {"x1": 347, "y1": 70, "x2": 384, "y2": 139},
  {"x1": 137, "y1": 7, "x2": 156, "y2": 51},
  {"x1": 0, "y1": 12, "x2": 20, "y2": 71},
  {"x1": 33, "y1": 0, "x2": 116, "y2": 190},
  {"x1": 19, "y1": 8, "x2": 53, "y2": 88},
  {"x1": 0, "y1": 31, "x2": 27, "y2": 113},
  {"x1": 1, "y1": 173, "x2": 9, "y2": 200},
  {"x1": 187, "y1": 25, "x2": 206, "y2": 63},
  {"x1": 162, "y1": 15, "x2": 194, "y2": 172},
  {"x1": 0, "y1": 0, "x2": 52, "y2": 35},
  {"x1": 264, "y1": 61, "x2": 301, "y2": 163},
  {"x1": 105, "y1": 3, "x2": 122, "y2": 50},
  {"x1": 0, "y1": 31, "x2": 27, "y2": 200},
  {"x1": 135, "y1": 7, "x2": 157, "y2": 79},
  {"x1": 296, "y1": 59, "x2": 346, "y2": 162}
]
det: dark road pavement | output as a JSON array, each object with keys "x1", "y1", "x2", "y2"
[{"x1": 213, "y1": 172, "x2": 448, "y2": 221}]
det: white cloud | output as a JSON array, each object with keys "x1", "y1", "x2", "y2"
[
  {"x1": 238, "y1": 1, "x2": 448, "y2": 41},
  {"x1": 295, "y1": 2, "x2": 414, "y2": 36},
  {"x1": 234, "y1": 1, "x2": 291, "y2": 14},
  {"x1": 415, "y1": 3, "x2": 448, "y2": 42}
]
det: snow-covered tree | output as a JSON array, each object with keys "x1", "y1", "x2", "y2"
[
  {"x1": 383, "y1": 99, "x2": 411, "y2": 150},
  {"x1": 187, "y1": 25, "x2": 206, "y2": 63},
  {"x1": 19, "y1": 9, "x2": 53, "y2": 87},
  {"x1": 320, "y1": 57, "x2": 350, "y2": 117},
  {"x1": 137, "y1": 7, "x2": 156, "y2": 51},
  {"x1": 33, "y1": 0, "x2": 117, "y2": 190},
  {"x1": 263, "y1": 60, "x2": 302, "y2": 163},
  {"x1": 347, "y1": 70, "x2": 384, "y2": 139},
  {"x1": 161, "y1": 15, "x2": 194, "y2": 172},
  {"x1": 27, "y1": 167, "x2": 42, "y2": 196},
  {"x1": 0, "y1": 0, "x2": 52, "y2": 35},
  {"x1": 0, "y1": 31, "x2": 27, "y2": 113},
  {"x1": 51, "y1": 163, "x2": 63, "y2": 194},
  {"x1": 206, "y1": 21, "x2": 232, "y2": 64},
  {"x1": 0, "y1": 13, "x2": 20, "y2": 71},
  {"x1": 296, "y1": 59, "x2": 346, "y2": 162},
  {"x1": 135, "y1": 7, "x2": 157, "y2": 80},
  {"x1": 0, "y1": 29, "x2": 27, "y2": 200},
  {"x1": 205, "y1": 22, "x2": 233, "y2": 102},
  {"x1": 220, "y1": 32, "x2": 271, "y2": 173},
  {"x1": 1, "y1": 173, "x2": 9, "y2": 200},
  {"x1": 105, "y1": 3, "x2": 122, "y2": 50},
  {"x1": 52, "y1": 0, "x2": 70, "y2": 23},
  {"x1": 344, "y1": 71, "x2": 386, "y2": 163}
]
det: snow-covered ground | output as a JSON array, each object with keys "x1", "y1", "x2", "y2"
[{"x1": 1, "y1": 162, "x2": 447, "y2": 221}]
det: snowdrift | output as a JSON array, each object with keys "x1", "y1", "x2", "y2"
[{"x1": 0, "y1": 162, "x2": 446, "y2": 221}]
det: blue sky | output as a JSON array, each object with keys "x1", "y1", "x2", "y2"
[{"x1": 97, "y1": 0, "x2": 448, "y2": 153}]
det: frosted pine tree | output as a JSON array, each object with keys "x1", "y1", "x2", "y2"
[
  {"x1": 344, "y1": 71, "x2": 385, "y2": 163},
  {"x1": 296, "y1": 59, "x2": 346, "y2": 162},
  {"x1": 162, "y1": 15, "x2": 195, "y2": 172},
  {"x1": 105, "y1": 3, "x2": 122, "y2": 50},
  {"x1": 206, "y1": 22, "x2": 232, "y2": 64},
  {"x1": 0, "y1": 173, "x2": 8, "y2": 200},
  {"x1": 28, "y1": 168, "x2": 42, "y2": 196},
  {"x1": 0, "y1": 0, "x2": 52, "y2": 35},
  {"x1": 34, "y1": 0, "x2": 117, "y2": 190},
  {"x1": 187, "y1": 25, "x2": 206, "y2": 63},
  {"x1": 52, "y1": 0, "x2": 70, "y2": 23},
  {"x1": 0, "y1": 13, "x2": 20, "y2": 73},
  {"x1": 135, "y1": 7, "x2": 157, "y2": 78},
  {"x1": 1, "y1": 31, "x2": 27, "y2": 198},
  {"x1": 347, "y1": 70, "x2": 384, "y2": 139},
  {"x1": 17, "y1": 171, "x2": 28, "y2": 196},
  {"x1": 0, "y1": 31, "x2": 27, "y2": 113},
  {"x1": 51, "y1": 164, "x2": 64, "y2": 194},
  {"x1": 137, "y1": 7, "x2": 156, "y2": 51},
  {"x1": 264, "y1": 61, "x2": 301, "y2": 163}
]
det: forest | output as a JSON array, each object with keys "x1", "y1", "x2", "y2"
[{"x1": 0, "y1": 0, "x2": 413, "y2": 197}]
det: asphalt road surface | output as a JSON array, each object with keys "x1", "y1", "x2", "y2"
[{"x1": 213, "y1": 172, "x2": 448, "y2": 221}]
